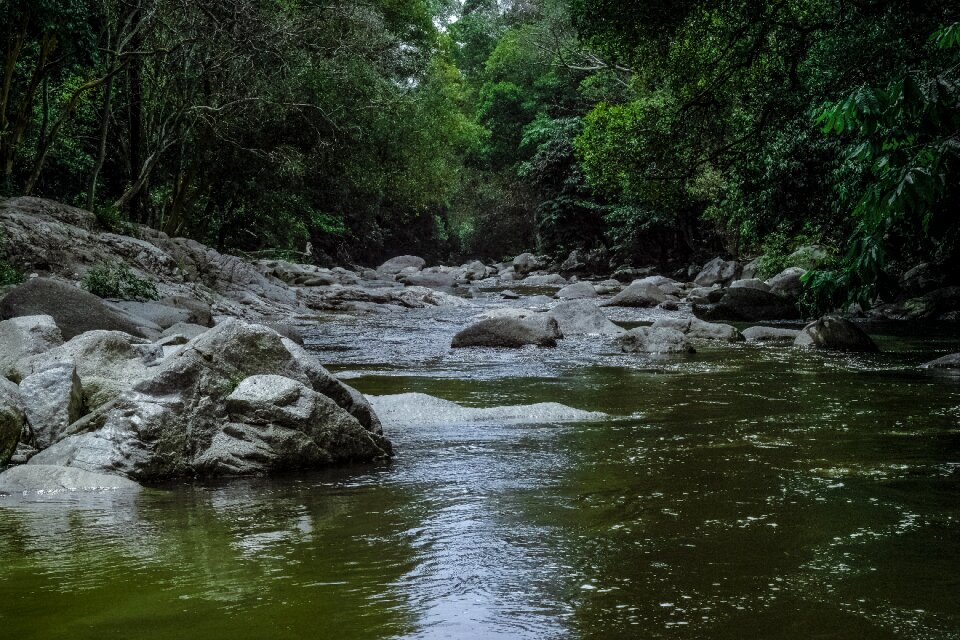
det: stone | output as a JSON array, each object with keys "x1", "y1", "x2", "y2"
[
  {"x1": 402, "y1": 271, "x2": 457, "y2": 288},
  {"x1": 786, "y1": 245, "x2": 830, "y2": 270},
  {"x1": 635, "y1": 276, "x2": 682, "y2": 296},
  {"x1": 899, "y1": 263, "x2": 945, "y2": 297},
  {"x1": 378, "y1": 255, "x2": 426, "y2": 275},
  {"x1": 694, "y1": 287, "x2": 801, "y2": 321},
  {"x1": 652, "y1": 317, "x2": 744, "y2": 342},
  {"x1": 0, "y1": 378, "x2": 25, "y2": 466},
  {"x1": 521, "y1": 274, "x2": 568, "y2": 287},
  {"x1": 766, "y1": 267, "x2": 807, "y2": 300},
  {"x1": 0, "y1": 465, "x2": 141, "y2": 493},
  {"x1": 920, "y1": 353, "x2": 960, "y2": 369},
  {"x1": 555, "y1": 281, "x2": 598, "y2": 300},
  {"x1": 462, "y1": 260, "x2": 488, "y2": 281},
  {"x1": 559, "y1": 250, "x2": 586, "y2": 275},
  {"x1": 740, "y1": 258, "x2": 761, "y2": 280},
  {"x1": 369, "y1": 393, "x2": 606, "y2": 427},
  {"x1": 618, "y1": 327, "x2": 695, "y2": 354},
  {"x1": 604, "y1": 282, "x2": 668, "y2": 307},
  {"x1": 260, "y1": 322, "x2": 304, "y2": 346},
  {"x1": 742, "y1": 326, "x2": 801, "y2": 342},
  {"x1": 512, "y1": 252, "x2": 543, "y2": 277},
  {"x1": 501, "y1": 290, "x2": 520, "y2": 299},
  {"x1": 106, "y1": 299, "x2": 211, "y2": 331},
  {"x1": 694, "y1": 258, "x2": 741, "y2": 287},
  {"x1": 730, "y1": 278, "x2": 772, "y2": 293},
  {"x1": 0, "y1": 314, "x2": 63, "y2": 379},
  {"x1": 452, "y1": 316, "x2": 562, "y2": 348},
  {"x1": 548, "y1": 300, "x2": 624, "y2": 336},
  {"x1": 0, "y1": 278, "x2": 147, "y2": 339},
  {"x1": 19, "y1": 363, "x2": 84, "y2": 449},
  {"x1": 794, "y1": 316, "x2": 879, "y2": 352},
  {"x1": 160, "y1": 322, "x2": 210, "y2": 341},
  {"x1": 686, "y1": 286, "x2": 724, "y2": 304}
]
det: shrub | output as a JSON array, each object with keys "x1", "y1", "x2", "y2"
[{"x1": 83, "y1": 262, "x2": 158, "y2": 300}]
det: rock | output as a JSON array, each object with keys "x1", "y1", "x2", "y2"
[
  {"x1": 920, "y1": 353, "x2": 960, "y2": 369},
  {"x1": 0, "y1": 378, "x2": 25, "y2": 466},
  {"x1": 402, "y1": 271, "x2": 457, "y2": 288},
  {"x1": 512, "y1": 252, "x2": 543, "y2": 277},
  {"x1": 766, "y1": 267, "x2": 807, "y2": 300},
  {"x1": 378, "y1": 255, "x2": 426, "y2": 275},
  {"x1": 0, "y1": 278, "x2": 147, "y2": 339},
  {"x1": 786, "y1": 245, "x2": 830, "y2": 270},
  {"x1": 107, "y1": 296, "x2": 213, "y2": 330},
  {"x1": 501, "y1": 290, "x2": 519, "y2": 299},
  {"x1": 452, "y1": 316, "x2": 561, "y2": 348},
  {"x1": 548, "y1": 300, "x2": 624, "y2": 336},
  {"x1": 612, "y1": 267, "x2": 654, "y2": 283},
  {"x1": 635, "y1": 276, "x2": 682, "y2": 296},
  {"x1": 260, "y1": 322, "x2": 304, "y2": 346},
  {"x1": 658, "y1": 300, "x2": 679, "y2": 311},
  {"x1": 555, "y1": 281, "x2": 597, "y2": 300},
  {"x1": 160, "y1": 322, "x2": 210, "y2": 341},
  {"x1": 694, "y1": 258, "x2": 741, "y2": 287},
  {"x1": 604, "y1": 282, "x2": 668, "y2": 307},
  {"x1": 742, "y1": 326, "x2": 801, "y2": 342},
  {"x1": 0, "y1": 465, "x2": 141, "y2": 493},
  {"x1": 794, "y1": 316, "x2": 879, "y2": 352},
  {"x1": 559, "y1": 250, "x2": 586, "y2": 275},
  {"x1": 521, "y1": 273, "x2": 568, "y2": 287},
  {"x1": 740, "y1": 258, "x2": 761, "y2": 280},
  {"x1": 617, "y1": 327, "x2": 695, "y2": 354},
  {"x1": 686, "y1": 286, "x2": 724, "y2": 304},
  {"x1": 899, "y1": 263, "x2": 945, "y2": 297},
  {"x1": 694, "y1": 287, "x2": 801, "y2": 321},
  {"x1": 369, "y1": 393, "x2": 606, "y2": 427},
  {"x1": 730, "y1": 278, "x2": 772, "y2": 293},
  {"x1": 652, "y1": 317, "x2": 744, "y2": 342},
  {"x1": 18, "y1": 363, "x2": 84, "y2": 449},
  {"x1": 29, "y1": 321, "x2": 391, "y2": 480},
  {"x1": 462, "y1": 260, "x2": 488, "y2": 281},
  {"x1": 0, "y1": 315, "x2": 63, "y2": 379}
]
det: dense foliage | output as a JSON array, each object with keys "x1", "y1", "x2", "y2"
[{"x1": 2, "y1": 0, "x2": 958, "y2": 308}]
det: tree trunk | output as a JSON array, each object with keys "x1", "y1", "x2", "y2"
[{"x1": 87, "y1": 73, "x2": 115, "y2": 210}]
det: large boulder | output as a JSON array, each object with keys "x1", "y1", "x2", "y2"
[
  {"x1": 794, "y1": 316, "x2": 879, "y2": 352},
  {"x1": 618, "y1": 327, "x2": 695, "y2": 354},
  {"x1": 19, "y1": 363, "x2": 84, "y2": 449},
  {"x1": 652, "y1": 317, "x2": 744, "y2": 342},
  {"x1": 766, "y1": 267, "x2": 807, "y2": 300},
  {"x1": 548, "y1": 300, "x2": 624, "y2": 336},
  {"x1": 28, "y1": 321, "x2": 392, "y2": 481},
  {"x1": 555, "y1": 281, "x2": 597, "y2": 300},
  {"x1": 635, "y1": 276, "x2": 682, "y2": 296},
  {"x1": 694, "y1": 287, "x2": 801, "y2": 321},
  {"x1": 899, "y1": 263, "x2": 945, "y2": 297},
  {"x1": 106, "y1": 297, "x2": 212, "y2": 331},
  {"x1": 686, "y1": 286, "x2": 724, "y2": 304},
  {"x1": 0, "y1": 378, "x2": 25, "y2": 466},
  {"x1": 0, "y1": 315, "x2": 63, "y2": 379},
  {"x1": 521, "y1": 274, "x2": 568, "y2": 287},
  {"x1": 730, "y1": 278, "x2": 771, "y2": 293},
  {"x1": 694, "y1": 258, "x2": 741, "y2": 287},
  {"x1": 0, "y1": 464, "x2": 141, "y2": 493},
  {"x1": 785, "y1": 245, "x2": 830, "y2": 271},
  {"x1": 378, "y1": 255, "x2": 426, "y2": 275},
  {"x1": 742, "y1": 326, "x2": 801, "y2": 343},
  {"x1": 512, "y1": 252, "x2": 543, "y2": 277},
  {"x1": 921, "y1": 353, "x2": 960, "y2": 369},
  {"x1": 0, "y1": 278, "x2": 147, "y2": 339},
  {"x1": 604, "y1": 282, "x2": 668, "y2": 308},
  {"x1": 402, "y1": 271, "x2": 457, "y2": 289},
  {"x1": 452, "y1": 316, "x2": 561, "y2": 348}
]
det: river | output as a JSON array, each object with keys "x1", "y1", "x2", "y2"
[{"x1": 1, "y1": 298, "x2": 958, "y2": 639}]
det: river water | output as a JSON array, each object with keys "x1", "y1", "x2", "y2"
[{"x1": 1, "y1": 298, "x2": 958, "y2": 639}]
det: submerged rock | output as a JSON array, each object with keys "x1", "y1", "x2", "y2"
[
  {"x1": 652, "y1": 317, "x2": 744, "y2": 342},
  {"x1": 920, "y1": 353, "x2": 960, "y2": 369},
  {"x1": 794, "y1": 316, "x2": 879, "y2": 352},
  {"x1": 742, "y1": 326, "x2": 801, "y2": 343},
  {"x1": 548, "y1": 300, "x2": 624, "y2": 336},
  {"x1": 617, "y1": 327, "x2": 695, "y2": 354},
  {"x1": 0, "y1": 464, "x2": 141, "y2": 493},
  {"x1": 369, "y1": 393, "x2": 605, "y2": 426},
  {"x1": 452, "y1": 316, "x2": 562, "y2": 348}
]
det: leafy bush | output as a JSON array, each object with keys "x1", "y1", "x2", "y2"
[
  {"x1": 83, "y1": 263, "x2": 158, "y2": 300},
  {"x1": 0, "y1": 260, "x2": 23, "y2": 286},
  {"x1": 94, "y1": 205, "x2": 133, "y2": 235}
]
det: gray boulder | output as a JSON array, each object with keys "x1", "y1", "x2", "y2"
[
  {"x1": 920, "y1": 353, "x2": 960, "y2": 369},
  {"x1": 548, "y1": 300, "x2": 624, "y2": 336},
  {"x1": 794, "y1": 316, "x2": 879, "y2": 352},
  {"x1": 635, "y1": 276, "x2": 682, "y2": 296},
  {"x1": 740, "y1": 258, "x2": 761, "y2": 280},
  {"x1": 0, "y1": 378, "x2": 25, "y2": 466},
  {"x1": 462, "y1": 260, "x2": 488, "y2": 281},
  {"x1": 786, "y1": 245, "x2": 830, "y2": 270},
  {"x1": 522, "y1": 273, "x2": 568, "y2": 287},
  {"x1": 730, "y1": 278, "x2": 772, "y2": 293},
  {"x1": 766, "y1": 267, "x2": 807, "y2": 300},
  {"x1": 0, "y1": 278, "x2": 147, "y2": 339},
  {"x1": 686, "y1": 286, "x2": 724, "y2": 304},
  {"x1": 618, "y1": 327, "x2": 695, "y2": 354},
  {"x1": 555, "y1": 281, "x2": 597, "y2": 300},
  {"x1": 19, "y1": 363, "x2": 84, "y2": 449},
  {"x1": 512, "y1": 252, "x2": 543, "y2": 277},
  {"x1": 694, "y1": 258, "x2": 741, "y2": 287},
  {"x1": 604, "y1": 282, "x2": 668, "y2": 308},
  {"x1": 107, "y1": 298, "x2": 212, "y2": 331},
  {"x1": 0, "y1": 315, "x2": 63, "y2": 379},
  {"x1": 0, "y1": 464, "x2": 141, "y2": 493},
  {"x1": 160, "y1": 322, "x2": 210, "y2": 341},
  {"x1": 402, "y1": 271, "x2": 457, "y2": 288},
  {"x1": 378, "y1": 255, "x2": 426, "y2": 275},
  {"x1": 652, "y1": 317, "x2": 744, "y2": 342},
  {"x1": 452, "y1": 316, "x2": 561, "y2": 348},
  {"x1": 694, "y1": 287, "x2": 801, "y2": 321},
  {"x1": 742, "y1": 326, "x2": 801, "y2": 343}
]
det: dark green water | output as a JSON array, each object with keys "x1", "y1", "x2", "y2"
[{"x1": 1, "y1": 305, "x2": 958, "y2": 639}]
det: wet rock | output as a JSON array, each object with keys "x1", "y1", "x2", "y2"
[
  {"x1": 501, "y1": 290, "x2": 520, "y2": 299},
  {"x1": 920, "y1": 353, "x2": 960, "y2": 369},
  {"x1": 548, "y1": 300, "x2": 624, "y2": 336},
  {"x1": 742, "y1": 326, "x2": 801, "y2": 343},
  {"x1": 369, "y1": 393, "x2": 606, "y2": 427},
  {"x1": 452, "y1": 316, "x2": 561, "y2": 348},
  {"x1": 618, "y1": 327, "x2": 695, "y2": 354},
  {"x1": 555, "y1": 281, "x2": 597, "y2": 300},
  {"x1": 730, "y1": 278, "x2": 771, "y2": 293},
  {"x1": 0, "y1": 314, "x2": 63, "y2": 379},
  {"x1": 0, "y1": 464, "x2": 141, "y2": 493},
  {"x1": 766, "y1": 267, "x2": 807, "y2": 300},
  {"x1": 0, "y1": 378, "x2": 25, "y2": 466},
  {"x1": 19, "y1": 363, "x2": 84, "y2": 449},
  {"x1": 694, "y1": 258, "x2": 741, "y2": 287},
  {"x1": 378, "y1": 255, "x2": 426, "y2": 275},
  {"x1": 401, "y1": 271, "x2": 457, "y2": 289},
  {"x1": 0, "y1": 278, "x2": 147, "y2": 339},
  {"x1": 512, "y1": 252, "x2": 543, "y2": 277},
  {"x1": 694, "y1": 287, "x2": 800, "y2": 321},
  {"x1": 604, "y1": 282, "x2": 668, "y2": 308},
  {"x1": 652, "y1": 317, "x2": 744, "y2": 342},
  {"x1": 794, "y1": 316, "x2": 878, "y2": 352}
]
